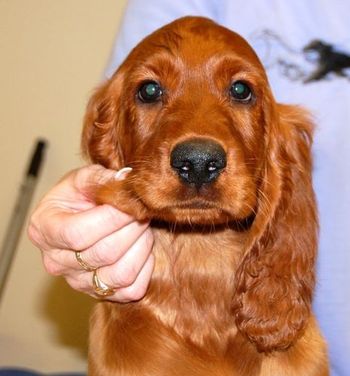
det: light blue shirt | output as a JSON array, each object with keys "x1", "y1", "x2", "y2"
[{"x1": 105, "y1": 2, "x2": 350, "y2": 375}]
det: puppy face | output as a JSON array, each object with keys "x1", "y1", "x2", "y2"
[{"x1": 83, "y1": 17, "x2": 275, "y2": 225}]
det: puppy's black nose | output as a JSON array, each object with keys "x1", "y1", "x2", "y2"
[{"x1": 170, "y1": 139, "x2": 226, "y2": 188}]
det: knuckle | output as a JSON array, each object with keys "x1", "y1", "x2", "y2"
[
  {"x1": 59, "y1": 224, "x2": 85, "y2": 251},
  {"x1": 91, "y1": 241, "x2": 117, "y2": 266},
  {"x1": 74, "y1": 165, "x2": 98, "y2": 183},
  {"x1": 27, "y1": 222, "x2": 42, "y2": 247},
  {"x1": 103, "y1": 205, "x2": 126, "y2": 227},
  {"x1": 65, "y1": 276, "x2": 85, "y2": 292},
  {"x1": 114, "y1": 264, "x2": 138, "y2": 287},
  {"x1": 74, "y1": 165, "x2": 110, "y2": 190},
  {"x1": 121, "y1": 283, "x2": 147, "y2": 302},
  {"x1": 42, "y1": 257, "x2": 62, "y2": 277}
]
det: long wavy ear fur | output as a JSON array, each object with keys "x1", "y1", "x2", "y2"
[
  {"x1": 80, "y1": 71, "x2": 149, "y2": 220},
  {"x1": 81, "y1": 71, "x2": 125, "y2": 170},
  {"x1": 234, "y1": 103, "x2": 318, "y2": 353}
]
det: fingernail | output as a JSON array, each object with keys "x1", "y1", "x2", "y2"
[{"x1": 115, "y1": 167, "x2": 133, "y2": 180}]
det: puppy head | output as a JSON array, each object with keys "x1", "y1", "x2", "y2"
[{"x1": 83, "y1": 17, "x2": 286, "y2": 227}]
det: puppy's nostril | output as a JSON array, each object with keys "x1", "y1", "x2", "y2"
[
  {"x1": 208, "y1": 162, "x2": 217, "y2": 172},
  {"x1": 207, "y1": 160, "x2": 223, "y2": 172},
  {"x1": 170, "y1": 139, "x2": 226, "y2": 187},
  {"x1": 180, "y1": 161, "x2": 192, "y2": 172}
]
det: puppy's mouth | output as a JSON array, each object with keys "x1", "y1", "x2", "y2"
[
  {"x1": 173, "y1": 200, "x2": 217, "y2": 210},
  {"x1": 146, "y1": 198, "x2": 255, "y2": 227}
]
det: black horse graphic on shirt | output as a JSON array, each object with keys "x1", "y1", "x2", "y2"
[
  {"x1": 303, "y1": 40, "x2": 350, "y2": 82},
  {"x1": 250, "y1": 30, "x2": 350, "y2": 83}
]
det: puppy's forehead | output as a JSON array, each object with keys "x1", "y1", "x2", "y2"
[{"x1": 125, "y1": 17, "x2": 263, "y2": 70}]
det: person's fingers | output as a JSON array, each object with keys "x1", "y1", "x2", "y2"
[
  {"x1": 55, "y1": 165, "x2": 118, "y2": 199},
  {"x1": 39, "y1": 248, "x2": 72, "y2": 277},
  {"x1": 65, "y1": 228, "x2": 154, "y2": 296},
  {"x1": 95, "y1": 227, "x2": 154, "y2": 289},
  {"x1": 45, "y1": 221, "x2": 151, "y2": 274},
  {"x1": 68, "y1": 165, "x2": 132, "y2": 201},
  {"x1": 71, "y1": 221, "x2": 151, "y2": 270},
  {"x1": 33, "y1": 204, "x2": 136, "y2": 252},
  {"x1": 28, "y1": 164, "x2": 134, "y2": 251},
  {"x1": 28, "y1": 164, "x2": 155, "y2": 304},
  {"x1": 112, "y1": 253, "x2": 155, "y2": 302},
  {"x1": 65, "y1": 252, "x2": 155, "y2": 303}
]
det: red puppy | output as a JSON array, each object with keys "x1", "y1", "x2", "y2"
[{"x1": 83, "y1": 17, "x2": 329, "y2": 376}]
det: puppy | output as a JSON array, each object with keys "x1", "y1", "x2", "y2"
[{"x1": 83, "y1": 17, "x2": 329, "y2": 376}]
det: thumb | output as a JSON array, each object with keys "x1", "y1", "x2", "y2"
[{"x1": 70, "y1": 165, "x2": 132, "y2": 200}]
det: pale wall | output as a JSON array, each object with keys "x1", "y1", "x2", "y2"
[{"x1": 0, "y1": 0, "x2": 127, "y2": 372}]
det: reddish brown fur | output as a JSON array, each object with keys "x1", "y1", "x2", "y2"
[{"x1": 82, "y1": 17, "x2": 329, "y2": 376}]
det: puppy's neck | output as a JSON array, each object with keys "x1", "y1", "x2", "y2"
[
  {"x1": 150, "y1": 219, "x2": 248, "y2": 276},
  {"x1": 143, "y1": 223, "x2": 247, "y2": 352}
]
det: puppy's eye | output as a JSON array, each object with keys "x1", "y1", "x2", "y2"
[
  {"x1": 230, "y1": 81, "x2": 252, "y2": 102},
  {"x1": 138, "y1": 81, "x2": 163, "y2": 103}
]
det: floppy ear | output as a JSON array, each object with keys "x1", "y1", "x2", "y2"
[
  {"x1": 81, "y1": 71, "x2": 125, "y2": 170},
  {"x1": 81, "y1": 70, "x2": 150, "y2": 220},
  {"x1": 234, "y1": 103, "x2": 318, "y2": 353}
]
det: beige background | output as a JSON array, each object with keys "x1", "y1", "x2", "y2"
[{"x1": 0, "y1": 0, "x2": 127, "y2": 372}]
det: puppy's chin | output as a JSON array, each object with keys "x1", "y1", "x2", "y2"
[
  {"x1": 152, "y1": 208, "x2": 231, "y2": 226},
  {"x1": 148, "y1": 204, "x2": 254, "y2": 227}
]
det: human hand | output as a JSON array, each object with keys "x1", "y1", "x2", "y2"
[{"x1": 27, "y1": 165, "x2": 154, "y2": 302}]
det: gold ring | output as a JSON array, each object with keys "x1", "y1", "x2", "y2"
[
  {"x1": 75, "y1": 251, "x2": 96, "y2": 272},
  {"x1": 92, "y1": 269, "x2": 115, "y2": 297}
]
